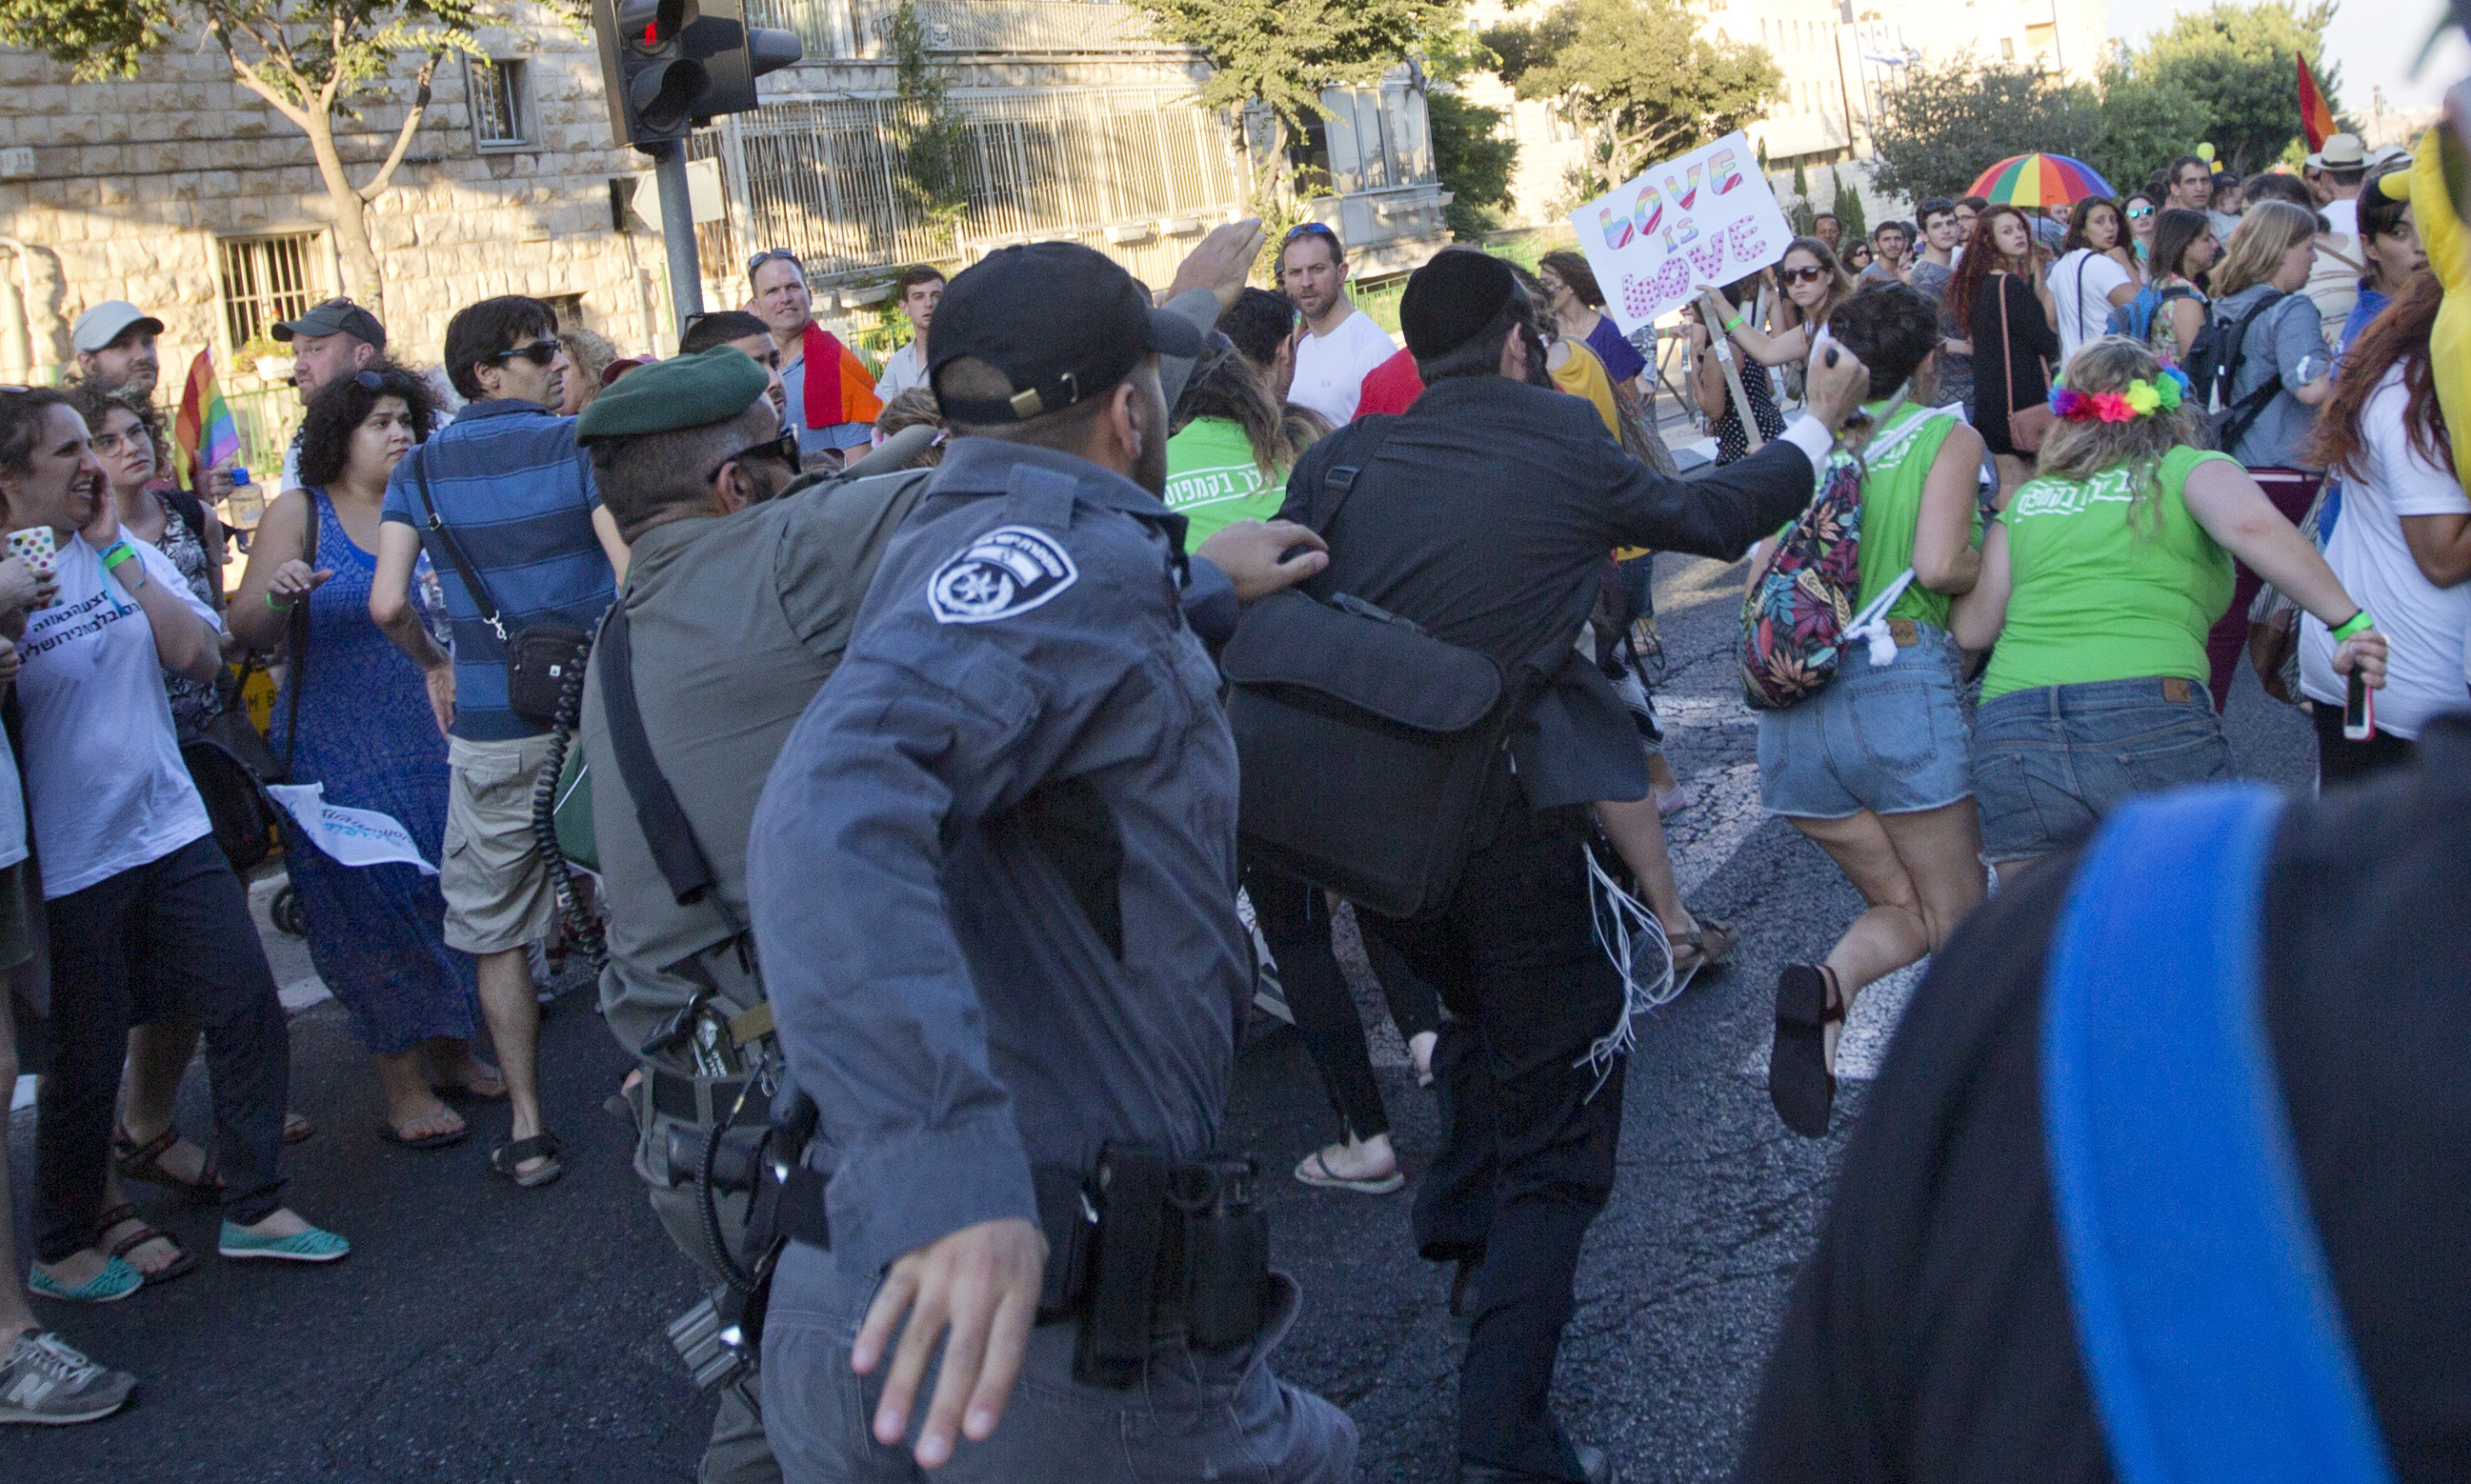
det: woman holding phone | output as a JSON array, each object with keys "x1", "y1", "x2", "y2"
[
  {"x1": 1952, "y1": 339, "x2": 2387, "y2": 881},
  {"x1": 1, "y1": 389, "x2": 346, "y2": 1303}
]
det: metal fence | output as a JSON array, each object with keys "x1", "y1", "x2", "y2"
[
  {"x1": 747, "y1": 0, "x2": 1169, "y2": 61},
  {"x1": 693, "y1": 86, "x2": 1249, "y2": 291}
]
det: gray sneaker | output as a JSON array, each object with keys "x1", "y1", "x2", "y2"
[{"x1": 0, "y1": 1329, "x2": 136, "y2": 1425}]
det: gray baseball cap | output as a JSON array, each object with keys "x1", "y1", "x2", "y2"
[
  {"x1": 271, "y1": 297, "x2": 387, "y2": 351},
  {"x1": 71, "y1": 301, "x2": 164, "y2": 353}
]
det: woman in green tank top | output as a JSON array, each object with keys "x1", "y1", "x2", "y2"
[
  {"x1": 1754, "y1": 287, "x2": 1990, "y2": 1138},
  {"x1": 1952, "y1": 337, "x2": 2389, "y2": 879}
]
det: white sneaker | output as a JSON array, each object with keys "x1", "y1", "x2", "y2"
[{"x1": 0, "y1": 1330, "x2": 136, "y2": 1425}]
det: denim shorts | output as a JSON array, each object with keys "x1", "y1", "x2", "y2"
[
  {"x1": 1758, "y1": 621, "x2": 1973, "y2": 820},
  {"x1": 1972, "y1": 676, "x2": 2234, "y2": 863}
]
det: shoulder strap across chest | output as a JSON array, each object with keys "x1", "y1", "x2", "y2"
[{"x1": 2042, "y1": 785, "x2": 2396, "y2": 1484}]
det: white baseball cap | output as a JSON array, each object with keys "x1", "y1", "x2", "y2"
[{"x1": 70, "y1": 300, "x2": 164, "y2": 353}]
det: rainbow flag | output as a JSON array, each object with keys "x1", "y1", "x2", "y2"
[
  {"x1": 2298, "y1": 54, "x2": 2337, "y2": 153},
  {"x1": 172, "y1": 349, "x2": 239, "y2": 493}
]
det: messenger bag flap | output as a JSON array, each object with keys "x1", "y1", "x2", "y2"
[{"x1": 1218, "y1": 590, "x2": 1501, "y2": 733}]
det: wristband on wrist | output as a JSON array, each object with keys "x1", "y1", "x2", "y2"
[
  {"x1": 99, "y1": 541, "x2": 137, "y2": 572},
  {"x1": 1724, "y1": 312, "x2": 1747, "y2": 331},
  {"x1": 2330, "y1": 610, "x2": 2376, "y2": 643},
  {"x1": 264, "y1": 592, "x2": 295, "y2": 612}
]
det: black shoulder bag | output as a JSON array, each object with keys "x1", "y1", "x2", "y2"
[
  {"x1": 183, "y1": 500, "x2": 313, "y2": 873},
  {"x1": 406, "y1": 457, "x2": 590, "y2": 727},
  {"x1": 1220, "y1": 420, "x2": 1550, "y2": 921}
]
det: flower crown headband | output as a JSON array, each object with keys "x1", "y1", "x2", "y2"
[{"x1": 2047, "y1": 364, "x2": 2193, "y2": 424}]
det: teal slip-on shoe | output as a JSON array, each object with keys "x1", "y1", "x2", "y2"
[
  {"x1": 28, "y1": 1255, "x2": 143, "y2": 1303},
  {"x1": 218, "y1": 1223, "x2": 351, "y2": 1263}
]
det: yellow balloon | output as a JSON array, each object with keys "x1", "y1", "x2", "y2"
[{"x1": 2197, "y1": 142, "x2": 2217, "y2": 162}]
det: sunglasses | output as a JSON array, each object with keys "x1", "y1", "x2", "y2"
[
  {"x1": 489, "y1": 340, "x2": 562, "y2": 367},
  {"x1": 746, "y1": 248, "x2": 803, "y2": 278},
  {"x1": 1779, "y1": 265, "x2": 1829, "y2": 285},
  {"x1": 707, "y1": 428, "x2": 801, "y2": 482},
  {"x1": 2125, "y1": 206, "x2": 2155, "y2": 219},
  {"x1": 1281, "y1": 222, "x2": 1339, "y2": 246}
]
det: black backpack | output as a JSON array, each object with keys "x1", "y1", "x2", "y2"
[{"x1": 2181, "y1": 291, "x2": 2288, "y2": 455}]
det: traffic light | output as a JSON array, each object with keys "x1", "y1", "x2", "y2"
[{"x1": 593, "y1": 0, "x2": 802, "y2": 151}]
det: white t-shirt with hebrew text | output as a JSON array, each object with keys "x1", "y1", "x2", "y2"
[{"x1": 16, "y1": 531, "x2": 220, "y2": 896}]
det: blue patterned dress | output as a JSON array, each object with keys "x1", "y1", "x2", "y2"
[{"x1": 278, "y1": 491, "x2": 478, "y2": 1053}]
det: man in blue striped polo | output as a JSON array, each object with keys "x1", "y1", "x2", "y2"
[{"x1": 370, "y1": 294, "x2": 628, "y2": 1189}]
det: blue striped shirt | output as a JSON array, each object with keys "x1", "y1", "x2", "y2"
[{"x1": 380, "y1": 399, "x2": 613, "y2": 741}]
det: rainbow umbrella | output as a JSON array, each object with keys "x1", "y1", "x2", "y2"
[{"x1": 1967, "y1": 153, "x2": 2117, "y2": 208}]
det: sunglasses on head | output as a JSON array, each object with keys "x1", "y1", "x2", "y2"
[
  {"x1": 489, "y1": 340, "x2": 561, "y2": 367},
  {"x1": 1779, "y1": 265, "x2": 1828, "y2": 285},
  {"x1": 708, "y1": 427, "x2": 801, "y2": 482},
  {"x1": 746, "y1": 248, "x2": 803, "y2": 278},
  {"x1": 1282, "y1": 222, "x2": 1338, "y2": 246}
]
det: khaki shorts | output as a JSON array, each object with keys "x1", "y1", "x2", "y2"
[{"x1": 441, "y1": 733, "x2": 560, "y2": 955}]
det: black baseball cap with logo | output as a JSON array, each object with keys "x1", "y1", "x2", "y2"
[
  {"x1": 929, "y1": 242, "x2": 1203, "y2": 424},
  {"x1": 272, "y1": 297, "x2": 387, "y2": 352}
]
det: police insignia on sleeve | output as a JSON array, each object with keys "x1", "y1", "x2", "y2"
[{"x1": 926, "y1": 526, "x2": 1080, "y2": 625}]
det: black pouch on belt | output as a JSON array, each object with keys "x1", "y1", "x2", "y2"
[
  {"x1": 1075, "y1": 1143, "x2": 1169, "y2": 1390},
  {"x1": 1170, "y1": 1158, "x2": 1267, "y2": 1354}
]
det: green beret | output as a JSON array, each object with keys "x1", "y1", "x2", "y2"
[{"x1": 574, "y1": 346, "x2": 771, "y2": 441}]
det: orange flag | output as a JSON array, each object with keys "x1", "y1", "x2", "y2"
[{"x1": 2298, "y1": 54, "x2": 2337, "y2": 152}]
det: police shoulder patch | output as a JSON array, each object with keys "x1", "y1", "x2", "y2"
[{"x1": 926, "y1": 525, "x2": 1080, "y2": 625}]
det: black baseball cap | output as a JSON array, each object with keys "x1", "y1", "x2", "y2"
[
  {"x1": 272, "y1": 297, "x2": 387, "y2": 351},
  {"x1": 929, "y1": 242, "x2": 1202, "y2": 424}
]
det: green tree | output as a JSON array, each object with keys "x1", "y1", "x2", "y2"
[
  {"x1": 0, "y1": 0, "x2": 579, "y2": 322},
  {"x1": 1866, "y1": 53, "x2": 2097, "y2": 204},
  {"x1": 2081, "y1": 65, "x2": 2212, "y2": 200},
  {"x1": 888, "y1": 0, "x2": 971, "y2": 249},
  {"x1": 1425, "y1": 88, "x2": 1517, "y2": 237},
  {"x1": 1482, "y1": 0, "x2": 1780, "y2": 195},
  {"x1": 1126, "y1": 0, "x2": 1463, "y2": 210},
  {"x1": 1829, "y1": 168, "x2": 1866, "y2": 240},
  {"x1": 2128, "y1": 0, "x2": 2343, "y2": 174}
]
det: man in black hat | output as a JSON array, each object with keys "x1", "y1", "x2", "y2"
[
  {"x1": 746, "y1": 221, "x2": 1352, "y2": 1483},
  {"x1": 1276, "y1": 249, "x2": 1870, "y2": 1484},
  {"x1": 271, "y1": 298, "x2": 388, "y2": 495}
]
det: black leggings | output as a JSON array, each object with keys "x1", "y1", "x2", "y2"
[{"x1": 1245, "y1": 861, "x2": 1438, "y2": 1141}]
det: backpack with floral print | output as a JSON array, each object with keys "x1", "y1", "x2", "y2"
[{"x1": 1737, "y1": 406, "x2": 1939, "y2": 711}]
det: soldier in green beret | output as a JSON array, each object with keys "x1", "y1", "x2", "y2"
[{"x1": 573, "y1": 344, "x2": 930, "y2": 1484}]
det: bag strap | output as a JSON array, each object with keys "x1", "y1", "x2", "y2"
[
  {"x1": 1307, "y1": 414, "x2": 1401, "y2": 538},
  {"x1": 2042, "y1": 786, "x2": 2397, "y2": 1484},
  {"x1": 1998, "y1": 273, "x2": 2022, "y2": 416},
  {"x1": 406, "y1": 454, "x2": 511, "y2": 642},
  {"x1": 593, "y1": 601, "x2": 743, "y2": 933},
  {"x1": 283, "y1": 491, "x2": 318, "y2": 772}
]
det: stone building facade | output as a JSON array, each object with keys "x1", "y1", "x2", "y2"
[{"x1": 0, "y1": 2, "x2": 651, "y2": 420}]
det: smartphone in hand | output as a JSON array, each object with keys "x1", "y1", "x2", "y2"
[{"x1": 2343, "y1": 667, "x2": 2376, "y2": 742}]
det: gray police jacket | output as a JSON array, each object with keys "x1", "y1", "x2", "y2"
[{"x1": 748, "y1": 438, "x2": 1249, "y2": 1280}]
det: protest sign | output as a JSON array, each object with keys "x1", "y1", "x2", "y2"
[
  {"x1": 268, "y1": 783, "x2": 439, "y2": 876},
  {"x1": 1567, "y1": 130, "x2": 1794, "y2": 334}
]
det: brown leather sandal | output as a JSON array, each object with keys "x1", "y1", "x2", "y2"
[
  {"x1": 110, "y1": 1126, "x2": 222, "y2": 1203},
  {"x1": 1669, "y1": 916, "x2": 1739, "y2": 993},
  {"x1": 97, "y1": 1203, "x2": 198, "y2": 1283}
]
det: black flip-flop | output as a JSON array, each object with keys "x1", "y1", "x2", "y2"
[
  {"x1": 378, "y1": 1119, "x2": 470, "y2": 1151},
  {"x1": 490, "y1": 1133, "x2": 565, "y2": 1189},
  {"x1": 1769, "y1": 963, "x2": 1845, "y2": 1137}
]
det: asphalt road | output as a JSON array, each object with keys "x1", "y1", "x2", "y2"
[{"x1": 8, "y1": 547, "x2": 2320, "y2": 1483}]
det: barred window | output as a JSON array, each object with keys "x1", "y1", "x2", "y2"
[
  {"x1": 217, "y1": 232, "x2": 328, "y2": 351},
  {"x1": 470, "y1": 57, "x2": 533, "y2": 149}
]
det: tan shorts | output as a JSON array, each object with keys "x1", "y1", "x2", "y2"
[{"x1": 440, "y1": 733, "x2": 560, "y2": 955}]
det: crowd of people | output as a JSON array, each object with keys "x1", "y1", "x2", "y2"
[{"x1": 0, "y1": 115, "x2": 2456, "y2": 1484}]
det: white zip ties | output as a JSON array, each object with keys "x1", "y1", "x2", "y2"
[{"x1": 1574, "y1": 843, "x2": 1677, "y2": 1097}]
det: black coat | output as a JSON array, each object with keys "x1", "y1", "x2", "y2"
[{"x1": 1281, "y1": 374, "x2": 1819, "y2": 808}]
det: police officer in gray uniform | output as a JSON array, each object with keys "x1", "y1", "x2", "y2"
[{"x1": 746, "y1": 232, "x2": 1356, "y2": 1481}]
